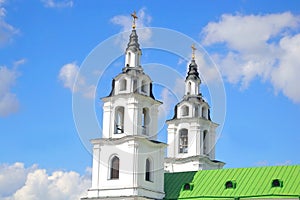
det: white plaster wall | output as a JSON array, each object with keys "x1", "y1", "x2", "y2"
[
  {"x1": 164, "y1": 161, "x2": 201, "y2": 172},
  {"x1": 102, "y1": 95, "x2": 160, "y2": 140},
  {"x1": 166, "y1": 119, "x2": 218, "y2": 160},
  {"x1": 125, "y1": 50, "x2": 140, "y2": 67},
  {"x1": 164, "y1": 158, "x2": 223, "y2": 173},
  {"x1": 88, "y1": 138, "x2": 166, "y2": 199}
]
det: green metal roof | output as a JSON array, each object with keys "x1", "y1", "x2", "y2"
[
  {"x1": 164, "y1": 165, "x2": 300, "y2": 199},
  {"x1": 164, "y1": 171, "x2": 198, "y2": 200}
]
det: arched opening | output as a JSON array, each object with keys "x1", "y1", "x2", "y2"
[
  {"x1": 110, "y1": 156, "x2": 119, "y2": 179},
  {"x1": 188, "y1": 82, "x2": 191, "y2": 95},
  {"x1": 115, "y1": 107, "x2": 124, "y2": 134},
  {"x1": 203, "y1": 130, "x2": 208, "y2": 155},
  {"x1": 195, "y1": 106, "x2": 199, "y2": 117},
  {"x1": 183, "y1": 183, "x2": 191, "y2": 190},
  {"x1": 202, "y1": 106, "x2": 208, "y2": 119},
  {"x1": 141, "y1": 80, "x2": 147, "y2": 93},
  {"x1": 133, "y1": 79, "x2": 137, "y2": 93},
  {"x1": 272, "y1": 179, "x2": 283, "y2": 187},
  {"x1": 127, "y1": 52, "x2": 131, "y2": 66},
  {"x1": 225, "y1": 181, "x2": 236, "y2": 189},
  {"x1": 145, "y1": 158, "x2": 152, "y2": 182},
  {"x1": 179, "y1": 129, "x2": 188, "y2": 153},
  {"x1": 119, "y1": 79, "x2": 127, "y2": 91},
  {"x1": 183, "y1": 183, "x2": 193, "y2": 191},
  {"x1": 142, "y1": 108, "x2": 149, "y2": 135},
  {"x1": 181, "y1": 105, "x2": 189, "y2": 117}
]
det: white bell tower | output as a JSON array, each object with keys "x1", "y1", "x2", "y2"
[
  {"x1": 84, "y1": 12, "x2": 166, "y2": 200},
  {"x1": 164, "y1": 45, "x2": 225, "y2": 173}
]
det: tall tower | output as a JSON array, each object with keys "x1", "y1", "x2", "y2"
[
  {"x1": 84, "y1": 12, "x2": 166, "y2": 200},
  {"x1": 164, "y1": 45, "x2": 225, "y2": 173}
]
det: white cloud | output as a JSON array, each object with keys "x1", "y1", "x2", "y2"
[
  {"x1": 111, "y1": 8, "x2": 152, "y2": 50},
  {"x1": 201, "y1": 12, "x2": 300, "y2": 102},
  {"x1": 0, "y1": 163, "x2": 37, "y2": 198},
  {"x1": 193, "y1": 51, "x2": 221, "y2": 85},
  {"x1": 58, "y1": 62, "x2": 96, "y2": 99},
  {"x1": 0, "y1": 59, "x2": 24, "y2": 117},
  {"x1": 58, "y1": 62, "x2": 80, "y2": 92},
  {"x1": 0, "y1": 162, "x2": 90, "y2": 200},
  {"x1": 41, "y1": 0, "x2": 73, "y2": 8},
  {"x1": 271, "y1": 34, "x2": 300, "y2": 103},
  {"x1": 0, "y1": 0, "x2": 18, "y2": 46}
]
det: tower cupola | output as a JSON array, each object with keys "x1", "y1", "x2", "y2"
[{"x1": 185, "y1": 44, "x2": 201, "y2": 96}]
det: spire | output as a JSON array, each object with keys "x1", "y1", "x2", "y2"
[
  {"x1": 126, "y1": 11, "x2": 141, "y2": 52},
  {"x1": 124, "y1": 11, "x2": 142, "y2": 68},
  {"x1": 126, "y1": 28, "x2": 141, "y2": 52},
  {"x1": 184, "y1": 44, "x2": 201, "y2": 96},
  {"x1": 186, "y1": 44, "x2": 200, "y2": 81}
]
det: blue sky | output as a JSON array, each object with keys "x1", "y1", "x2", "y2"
[{"x1": 0, "y1": 0, "x2": 300, "y2": 199}]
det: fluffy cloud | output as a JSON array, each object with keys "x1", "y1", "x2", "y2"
[
  {"x1": 194, "y1": 51, "x2": 222, "y2": 85},
  {"x1": 0, "y1": 59, "x2": 24, "y2": 117},
  {"x1": 58, "y1": 62, "x2": 96, "y2": 99},
  {"x1": 0, "y1": 162, "x2": 90, "y2": 200},
  {"x1": 41, "y1": 0, "x2": 73, "y2": 8},
  {"x1": 201, "y1": 12, "x2": 300, "y2": 103},
  {"x1": 0, "y1": 0, "x2": 18, "y2": 46},
  {"x1": 271, "y1": 34, "x2": 300, "y2": 103},
  {"x1": 111, "y1": 8, "x2": 152, "y2": 49},
  {"x1": 0, "y1": 163, "x2": 37, "y2": 197}
]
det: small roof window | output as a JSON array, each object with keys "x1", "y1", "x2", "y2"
[
  {"x1": 182, "y1": 183, "x2": 193, "y2": 191},
  {"x1": 225, "y1": 180, "x2": 236, "y2": 189},
  {"x1": 272, "y1": 179, "x2": 283, "y2": 188}
]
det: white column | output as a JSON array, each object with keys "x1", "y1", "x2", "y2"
[
  {"x1": 127, "y1": 98, "x2": 138, "y2": 135},
  {"x1": 149, "y1": 105, "x2": 159, "y2": 140},
  {"x1": 102, "y1": 102, "x2": 113, "y2": 138},
  {"x1": 91, "y1": 143, "x2": 101, "y2": 189},
  {"x1": 167, "y1": 124, "x2": 177, "y2": 158},
  {"x1": 196, "y1": 126, "x2": 201, "y2": 155},
  {"x1": 133, "y1": 143, "x2": 138, "y2": 189},
  {"x1": 200, "y1": 129, "x2": 203, "y2": 155}
]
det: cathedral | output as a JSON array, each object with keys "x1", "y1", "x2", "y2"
[{"x1": 81, "y1": 13, "x2": 300, "y2": 200}]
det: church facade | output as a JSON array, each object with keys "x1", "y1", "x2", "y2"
[{"x1": 81, "y1": 13, "x2": 300, "y2": 200}]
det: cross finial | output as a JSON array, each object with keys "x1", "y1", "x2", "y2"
[
  {"x1": 191, "y1": 44, "x2": 197, "y2": 60},
  {"x1": 131, "y1": 11, "x2": 138, "y2": 29}
]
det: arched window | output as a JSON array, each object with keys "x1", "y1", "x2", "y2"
[
  {"x1": 225, "y1": 181, "x2": 236, "y2": 189},
  {"x1": 181, "y1": 105, "x2": 189, "y2": 117},
  {"x1": 133, "y1": 80, "x2": 137, "y2": 93},
  {"x1": 272, "y1": 179, "x2": 283, "y2": 187},
  {"x1": 183, "y1": 183, "x2": 193, "y2": 191},
  {"x1": 141, "y1": 80, "x2": 147, "y2": 93},
  {"x1": 195, "y1": 106, "x2": 199, "y2": 117},
  {"x1": 142, "y1": 108, "x2": 149, "y2": 135},
  {"x1": 128, "y1": 52, "x2": 131, "y2": 66},
  {"x1": 179, "y1": 129, "x2": 188, "y2": 153},
  {"x1": 203, "y1": 130, "x2": 208, "y2": 155},
  {"x1": 115, "y1": 107, "x2": 124, "y2": 134},
  {"x1": 202, "y1": 106, "x2": 208, "y2": 119},
  {"x1": 145, "y1": 158, "x2": 152, "y2": 182},
  {"x1": 110, "y1": 156, "x2": 119, "y2": 179},
  {"x1": 119, "y1": 79, "x2": 127, "y2": 91},
  {"x1": 187, "y1": 82, "x2": 191, "y2": 95}
]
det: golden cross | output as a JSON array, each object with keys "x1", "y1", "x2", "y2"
[
  {"x1": 191, "y1": 44, "x2": 197, "y2": 59},
  {"x1": 131, "y1": 11, "x2": 138, "y2": 29}
]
